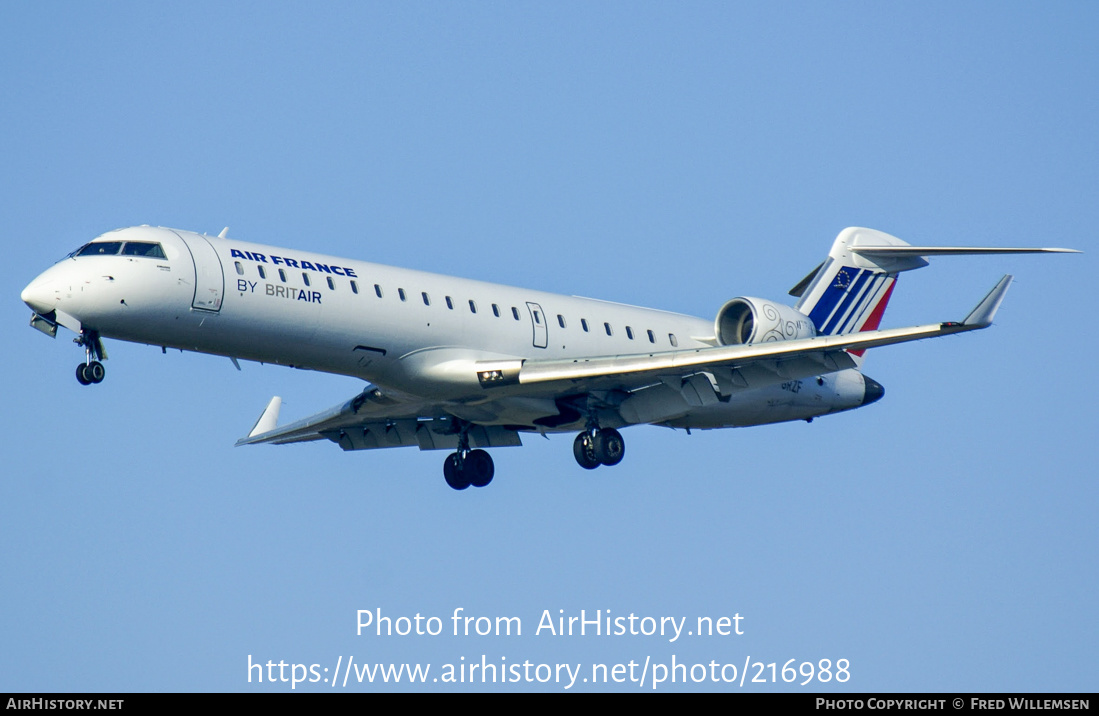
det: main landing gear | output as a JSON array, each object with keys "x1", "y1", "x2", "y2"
[
  {"x1": 573, "y1": 427, "x2": 625, "y2": 470},
  {"x1": 442, "y1": 423, "x2": 494, "y2": 490},
  {"x1": 443, "y1": 449, "x2": 495, "y2": 490},
  {"x1": 440, "y1": 417, "x2": 625, "y2": 490},
  {"x1": 74, "y1": 329, "x2": 107, "y2": 386},
  {"x1": 76, "y1": 361, "x2": 105, "y2": 385}
]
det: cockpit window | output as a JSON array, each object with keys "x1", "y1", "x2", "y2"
[
  {"x1": 71, "y1": 241, "x2": 167, "y2": 259},
  {"x1": 120, "y1": 241, "x2": 167, "y2": 258},
  {"x1": 76, "y1": 242, "x2": 123, "y2": 256}
]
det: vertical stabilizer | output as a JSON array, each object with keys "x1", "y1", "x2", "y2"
[{"x1": 793, "y1": 228, "x2": 927, "y2": 363}]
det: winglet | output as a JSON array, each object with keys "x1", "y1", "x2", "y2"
[
  {"x1": 963, "y1": 275, "x2": 1013, "y2": 327},
  {"x1": 246, "y1": 396, "x2": 282, "y2": 439}
]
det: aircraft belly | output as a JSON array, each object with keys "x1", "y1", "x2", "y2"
[{"x1": 659, "y1": 371, "x2": 864, "y2": 430}]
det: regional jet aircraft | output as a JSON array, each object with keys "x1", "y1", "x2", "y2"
[{"x1": 21, "y1": 226, "x2": 1075, "y2": 489}]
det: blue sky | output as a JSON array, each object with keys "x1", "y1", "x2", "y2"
[{"x1": 2, "y1": 2, "x2": 1095, "y2": 692}]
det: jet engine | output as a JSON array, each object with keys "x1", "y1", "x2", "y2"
[{"x1": 715, "y1": 297, "x2": 816, "y2": 345}]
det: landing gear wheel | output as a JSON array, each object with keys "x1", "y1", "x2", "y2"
[
  {"x1": 573, "y1": 432, "x2": 601, "y2": 470},
  {"x1": 75, "y1": 361, "x2": 105, "y2": 385},
  {"x1": 466, "y1": 449, "x2": 494, "y2": 488},
  {"x1": 594, "y1": 428, "x2": 625, "y2": 466},
  {"x1": 87, "y1": 361, "x2": 105, "y2": 383},
  {"x1": 443, "y1": 453, "x2": 471, "y2": 491}
]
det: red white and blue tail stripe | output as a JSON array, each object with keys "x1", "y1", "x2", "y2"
[{"x1": 805, "y1": 266, "x2": 897, "y2": 337}]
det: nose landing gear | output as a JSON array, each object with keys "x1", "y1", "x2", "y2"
[{"x1": 73, "y1": 329, "x2": 107, "y2": 385}]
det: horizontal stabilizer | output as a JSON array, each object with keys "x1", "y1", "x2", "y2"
[{"x1": 851, "y1": 246, "x2": 1079, "y2": 258}]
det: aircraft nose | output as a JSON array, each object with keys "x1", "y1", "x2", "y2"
[
  {"x1": 861, "y1": 376, "x2": 885, "y2": 406},
  {"x1": 21, "y1": 275, "x2": 56, "y2": 314}
]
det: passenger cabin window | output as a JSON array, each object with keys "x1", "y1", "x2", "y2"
[
  {"x1": 234, "y1": 261, "x2": 244, "y2": 275},
  {"x1": 647, "y1": 329, "x2": 655, "y2": 343},
  {"x1": 327, "y1": 277, "x2": 335, "y2": 290},
  {"x1": 604, "y1": 322, "x2": 612, "y2": 336},
  {"x1": 422, "y1": 291, "x2": 430, "y2": 306},
  {"x1": 557, "y1": 314, "x2": 566, "y2": 328},
  {"x1": 492, "y1": 304, "x2": 500, "y2": 317},
  {"x1": 626, "y1": 326, "x2": 634, "y2": 340},
  {"x1": 350, "y1": 280, "x2": 359, "y2": 294},
  {"x1": 511, "y1": 307, "x2": 520, "y2": 320},
  {"x1": 469, "y1": 300, "x2": 477, "y2": 314},
  {"x1": 374, "y1": 284, "x2": 383, "y2": 298},
  {"x1": 581, "y1": 319, "x2": 589, "y2": 332},
  {"x1": 278, "y1": 269, "x2": 287, "y2": 282},
  {"x1": 398, "y1": 288, "x2": 406, "y2": 301},
  {"x1": 302, "y1": 273, "x2": 311, "y2": 286},
  {"x1": 446, "y1": 296, "x2": 453, "y2": 310},
  {"x1": 669, "y1": 333, "x2": 678, "y2": 347},
  {"x1": 258, "y1": 266, "x2": 267, "y2": 279}
]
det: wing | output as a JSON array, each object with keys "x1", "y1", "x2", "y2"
[
  {"x1": 236, "y1": 384, "x2": 523, "y2": 451},
  {"x1": 476, "y1": 274, "x2": 1013, "y2": 395}
]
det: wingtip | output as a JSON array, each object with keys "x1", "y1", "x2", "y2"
[
  {"x1": 962, "y1": 274, "x2": 1013, "y2": 327},
  {"x1": 240, "y1": 396, "x2": 282, "y2": 444}
]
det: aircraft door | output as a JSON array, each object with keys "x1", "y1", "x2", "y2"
[
  {"x1": 178, "y1": 233, "x2": 225, "y2": 312},
  {"x1": 526, "y1": 302, "x2": 548, "y2": 349}
]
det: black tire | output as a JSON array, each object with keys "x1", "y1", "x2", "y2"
[
  {"x1": 466, "y1": 449, "x2": 494, "y2": 488},
  {"x1": 573, "y1": 432, "x2": 600, "y2": 470},
  {"x1": 443, "y1": 453, "x2": 471, "y2": 490},
  {"x1": 87, "y1": 361, "x2": 105, "y2": 383},
  {"x1": 594, "y1": 428, "x2": 625, "y2": 466},
  {"x1": 76, "y1": 364, "x2": 91, "y2": 385}
]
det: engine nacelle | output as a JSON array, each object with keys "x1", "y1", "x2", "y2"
[{"x1": 715, "y1": 297, "x2": 816, "y2": 345}]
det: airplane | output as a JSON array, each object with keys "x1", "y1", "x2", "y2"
[{"x1": 21, "y1": 225, "x2": 1076, "y2": 490}]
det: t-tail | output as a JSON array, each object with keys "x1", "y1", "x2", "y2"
[{"x1": 790, "y1": 227, "x2": 1078, "y2": 366}]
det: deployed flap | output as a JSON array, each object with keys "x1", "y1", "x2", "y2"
[{"x1": 321, "y1": 422, "x2": 522, "y2": 452}]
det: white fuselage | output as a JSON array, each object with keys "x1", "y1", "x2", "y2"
[{"x1": 22, "y1": 226, "x2": 872, "y2": 432}]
